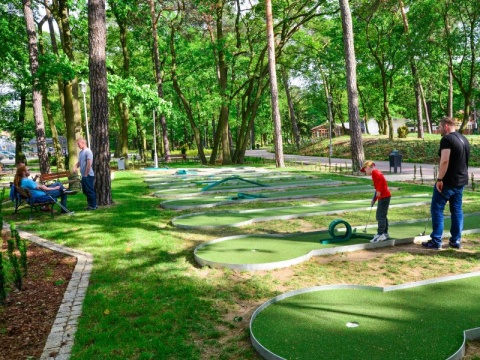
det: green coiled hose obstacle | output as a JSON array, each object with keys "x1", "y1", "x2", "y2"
[
  {"x1": 323, "y1": 219, "x2": 353, "y2": 244},
  {"x1": 322, "y1": 219, "x2": 373, "y2": 244}
]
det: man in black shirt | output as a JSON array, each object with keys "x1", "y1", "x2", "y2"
[{"x1": 422, "y1": 116, "x2": 470, "y2": 250}]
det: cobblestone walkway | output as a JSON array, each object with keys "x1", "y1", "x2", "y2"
[{"x1": 12, "y1": 227, "x2": 93, "y2": 360}]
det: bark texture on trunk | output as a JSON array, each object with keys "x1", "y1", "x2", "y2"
[
  {"x1": 339, "y1": 0, "x2": 364, "y2": 173},
  {"x1": 23, "y1": 0, "x2": 50, "y2": 174},
  {"x1": 88, "y1": 0, "x2": 112, "y2": 206},
  {"x1": 266, "y1": 0, "x2": 284, "y2": 168}
]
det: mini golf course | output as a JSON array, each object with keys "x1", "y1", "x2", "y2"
[
  {"x1": 172, "y1": 195, "x2": 431, "y2": 228},
  {"x1": 142, "y1": 167, "x2": 480, "y2": 359},
  {"x1": 194, "y1": 214, "x2": 480, "y2": 271}
]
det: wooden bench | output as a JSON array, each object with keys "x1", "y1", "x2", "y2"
[
  {"x1": 40, "y1": 171, "x2": 80, "y2": 188},
  {"x1": 160, "y1": 154, "x2": 199, "y2": 163},
  {"x1": 12, "y1": 185, "x2": 55, "y2": 219}
]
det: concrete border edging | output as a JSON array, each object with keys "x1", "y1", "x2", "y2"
[{"x1": 4, "y1": 224, "x2": 93, "y2": 360}]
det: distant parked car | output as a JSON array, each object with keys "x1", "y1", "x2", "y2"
[{"x1": 0, "y1": 150, "x2": 15, "y2": 159}]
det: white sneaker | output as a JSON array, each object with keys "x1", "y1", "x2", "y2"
[
  {"x1": 370, "y1": 234, "x2": 381, "y2": 243},
  {"x1": 370, "y1": 233, "x2": 388, "y2": 243}
]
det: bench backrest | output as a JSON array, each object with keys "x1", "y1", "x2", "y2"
[
  {"x1": 13, "y1": 185, "x2": 28, "y2": 199},
  {"x1": 40, "y1": 171, "x2": 71, "y2": 183}
]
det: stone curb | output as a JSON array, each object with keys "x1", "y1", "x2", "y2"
[{"x1": 3, "y1": 224, "x2": 93, "y2": 360}]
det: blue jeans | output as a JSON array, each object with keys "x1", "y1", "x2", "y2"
[
  {"x1": 33, "y1": 182, "x2": 67, "y2": 208},
  {"x1": 81, "y1": 175, "x2": 97, "y2": 209},
  {"x1": 430, "y1": 184, "x2": 464, "y2": 246}
]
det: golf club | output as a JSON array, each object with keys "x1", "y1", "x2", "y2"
[
  {"x1": 363, "y1": 205, "x2": 373, "y2": 233},
  {"x1": 420, "y1": 216, "x2": 430, "y2": 236},
  {"x1": 47, "y1": 194, "x2": 75, "y2": 216},
  {"x1": 363, "y1": 192, "x2": 376, "y2": 233}
]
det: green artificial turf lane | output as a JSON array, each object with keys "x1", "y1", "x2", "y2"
[
  {"x1": 161, "y1": 183, "x2": 371, "y2": 208},
  {"x1": 153, "y1": 179, "x2": 346, "y2": 198},
  {"x1": 145, "y1": 173, "x2": 313, "y2": 185},
  {"x1": 173, "y1": 196, "x2": 431, "y2": 228},
  {"x1": 251, "y1": 277, "x2": 480, "y2": 359},
  {"x1": 195, "y1": 214, "x2": 480, "y2": 265}
]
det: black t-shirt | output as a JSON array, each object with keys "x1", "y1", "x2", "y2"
[{"x1": 438, "y1": 132, "x2": 470, "y2": 187}]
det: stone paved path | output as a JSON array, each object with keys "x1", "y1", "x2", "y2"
[{"x1": 4, "y1": 223, "x2": 93, "y2": 360}]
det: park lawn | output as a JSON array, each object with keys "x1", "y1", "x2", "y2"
[
  {"x1": 6, "y1": 168, "x2": 480, "y2": 360},
  {"x1": 7, "y1": 170, "x2": 261, "y2": 359}
]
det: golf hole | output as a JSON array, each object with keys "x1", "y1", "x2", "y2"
[{"x1": 346, "y1": 321, "x2": 359, "y2": 328}]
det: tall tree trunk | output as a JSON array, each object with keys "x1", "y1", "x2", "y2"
[
  {"x1": 46, "y1": 3, "x2": 65, "y2": 121},
  {"x1": 112, "y1": 9, "x2": 131, "y2": 169},
  {"x1": 88, "y1": 0, "x2": 112, "y2": 206},
  {"x1": 281, "y1": 66, "x2": 300, "y2": 150},
  {"x1": 265, "y1": 0, "x2": 284, "y2": 168},
  {"x1": 217, "y1": 2, "x2": 232, "y2": 165},
  {"x1": 38, "y1": 18, "x2": 65, "y2": 171},
  {"x1": 52, "y1": 0, "x2": 83, "y2": 171},
  {"x1": 419, "y1": 83, "x2": 432, "y2": 133},
  {"x1": 399, "y1": 0, "x2": 424, "y2": 139},
  {"x1": 339, "y1": 0, "x2": 364, "y2": 173},
  {"x1": 15, "y1": 90, "x2": 27, "y2": 165},
  {"x1": 169, "y1": 26, "x2": 208, "y2": 165},
  {"x1": 118, "y1": 99, "x2": 129, "y2": 166},
  {"x1": 149, "y1": 0, "x2": 171, "y2": 161},
  {"x1": 23, "y1": 0, "x2": 50, "y2": 174},
  {"x1": 135, "y1": 118, "x2": 147, "y2": 162},
  {"x1": 447, "y1": 65, "x2": 454, "y2": 118}
]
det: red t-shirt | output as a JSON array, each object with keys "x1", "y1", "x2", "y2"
[{"x1": 371, "y1": 169, "x2": 391, "y2": 199}]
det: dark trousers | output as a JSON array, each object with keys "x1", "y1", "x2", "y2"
[
  {"x1": 376, "y1": 196, "x2": 390, "y2": 234},
  {"x1": 81, "y1": 175, "x2": 97, "y2": 209}
]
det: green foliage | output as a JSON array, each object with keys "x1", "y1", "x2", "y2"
[
  {"x1": 397, "y1": 125, "x2": 409, "y2": 138},
  {"x1": 10, "y1": 224, "x2": 27, "y2": 277},
  {"x1": 108, "y1": 75, "x2": 172, "y2": 116},
  {"x1": 36, "y1": 53, "x2": 77, "y2": 86},
  {"x1": 4, "y1": 223, "x2": 27, "y2": 291},
  {"x1": 7, "y1": 238, "x2": 21, "y2": 291}
]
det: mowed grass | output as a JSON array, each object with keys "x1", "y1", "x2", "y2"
[{"x1": 4, "y1": 167, "x2": 480, "y2": 360}]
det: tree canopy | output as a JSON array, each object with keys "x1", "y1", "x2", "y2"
[{"x1": 1, "y1": 0, "x2": 479, "y2": 170}]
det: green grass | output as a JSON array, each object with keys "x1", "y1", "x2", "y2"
[{"x1": 3, "y1": 166, "x2": 480, "y2": 360}]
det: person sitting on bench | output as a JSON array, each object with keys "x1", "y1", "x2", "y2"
[{"x1": 14, "y1": 165, "x2": 74, "y2": 213}]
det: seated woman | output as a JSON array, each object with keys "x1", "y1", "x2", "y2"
[{"x1": 14, "y1": 165, "x2": 73, "y2": 213}]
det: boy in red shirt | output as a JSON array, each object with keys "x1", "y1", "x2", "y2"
[{"x1": 361, "y1": 161, "x2": 391, "y2": 242}]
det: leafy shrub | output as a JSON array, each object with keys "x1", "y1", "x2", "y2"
[{"x1": 397, "y1": 126, "x2": 409, "y2": 138}]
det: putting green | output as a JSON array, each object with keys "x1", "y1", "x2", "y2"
[
  {"x1": 160, "y1": 183, "x2": 369, "y2": 209},
  {"x1": 194, "y1": 214, "x2": 480, "y2": 269},
  {"x1": 250, "y1": 276, "x2": 480, "y2": 360},
  {"x1": 173, "y1": 195, "x2": 431, "y2": 228},
  {"x1": 153, "y1": 179, "x2": 348, "y2": 198}
]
